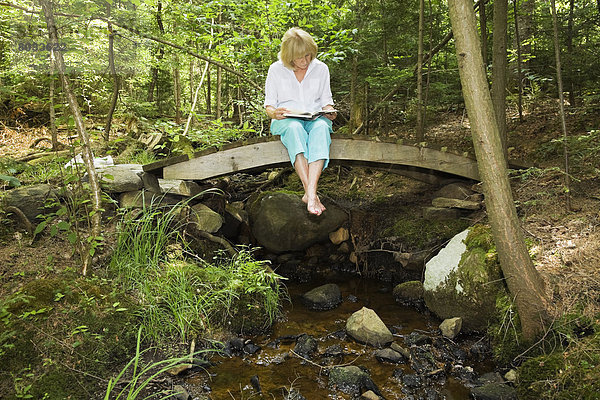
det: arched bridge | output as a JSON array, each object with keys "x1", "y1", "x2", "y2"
[{"x1": 142, "y1": 134, "x2": 481, "y2": 181}]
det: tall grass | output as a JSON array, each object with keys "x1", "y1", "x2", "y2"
[
  {"x1": 109, "y1": 201, "x2": 288, "y2": 343},
  {"x1": 104, "y1": 327, "x2": 208, "y2": 400},
  {"x1": 109, "y1": 199, "x2": 183, "y2": 285}
]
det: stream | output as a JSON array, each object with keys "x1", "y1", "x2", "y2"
[{"x1": 186, "y1": 273, "x2": 494, "y2": 399}]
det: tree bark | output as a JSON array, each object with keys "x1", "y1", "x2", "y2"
[
  {"x1": 105, "y1": 3, "x2": 119, "y2": 142},
  {"x1": 40, "y1": 0, "x2": 102, "y2": 276},
  {"x1": 174, "y1": 54, "x2": 181, "y2": 124},
  {"x1": 48, "y1": 55, "x2": 58, "y2": 150},
  {"x1": 480, "y1": 0, "x2": 488, "y2": 66},
  {"x1": 447, "y1": 0, "x2": 550, "y2": 341},
  {"x1": 550, "y1": 0, "x2": 571, "y2": 210},
  {"x1": 491, "y1": 0, "x2": 508, "y2": 160},
  {"x1": 216, "y1": 65, "x2": 222, "y2": 120},
  {"x1": 416, "y1": 0, "x2": 425, "y2": 141},
  {"x1": 513, "y1": 0, "x2": 524, "y2": 121},
  {"x1": 566, "y1": 0, "x2": 576, "y2": 107}
]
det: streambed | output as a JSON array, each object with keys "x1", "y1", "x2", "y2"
[{"x1": 186, "y1": 274, "x2": 495, "y2": 399}]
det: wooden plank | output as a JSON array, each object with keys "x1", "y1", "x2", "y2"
[
  {"x1": 162, "y1": 137, "x2": 480, "y2": 181},
  {"x1": 163, "y1": 141, "x2": 291, "y2": 180}
]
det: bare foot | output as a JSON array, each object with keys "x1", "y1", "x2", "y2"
[{"x1": 306, "y1": 195, "x2": 326, "y2": 215}]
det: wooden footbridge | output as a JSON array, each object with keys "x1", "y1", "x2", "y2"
[{"x1": 142, "y1": 134, "x2": 481, "y2": 181}]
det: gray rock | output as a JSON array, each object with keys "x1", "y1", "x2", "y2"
[
  {"x1": 404, "y1": 332, "x2": 432, "y2": 346},
  {"x1": 470, "y1": 383, "x2": 518, "y2": 400},
  {"x1": 118, "y1": 190, "x2": 179, "y2": 208},
  {"x1": 393, "y1": 281, "x2": 424, "y2": 304},
  {"x1": 293, "y1": 334, "x2": 318, "y2": 359},
  {"x1": 248, "y1": 192, "x2": 347, "y2": 253},
  {"x1": 432, "y1": 197, "x2": 481, "y2": 210},
  {"x1": 3, "y1": 183, "x2": 59, "y2": 222},
  {"x1": 423, "y1": 206, "x2": 462, "y2": 220},
  {"x1": 346, "y1": 307, "x2": 393, "y2": 348},
  {"x1": 373, "y1": 348, "x2": 406, "y2": 364},
  {"x1": 423, "y1": 227, "x2": 506, "y2": 331},
  {"x1": 302, "y1": 283, "x2": 342, "y2": 311},
  {"x1": 171, "y1": 384, "x2": 191, "y2": 400},
  {"x1": 434, "y1": 182, "x2": 475, "y2": 200},
  {"x1": 189, "y1": 203, "x2": 223, "y2": 233},
  {"x1": 439, "y1": 317, "x2": 463, "y2": 339},
  {"x1": 97, "y1": 164, "x2": 143, "y2": 193},
  {"x1": 390, "y1": 343, "x2": 411, "y2": 359},
  {"x1": 328, "y1": 366, "x2": 371, "y2": 396}
]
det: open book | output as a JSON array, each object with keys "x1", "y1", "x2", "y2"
[{"x1": 283, "y1": 109, "x2": 338, "y2": 120}]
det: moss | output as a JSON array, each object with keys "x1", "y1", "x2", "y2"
[
  {"x1": 382, "y1": 209, "x2": 470, "y2": 249},
  {"x1": 464, "y1": 224, "x2": 495, "y2": 252},
  {"x1": 514, "y1": 307, "x2": 600, "y2": 400},
  {"x1": 0, "y1": 273, "x2": 140, "y2": 399},
  {"x1": 487, "y1": 294, "x2": 528, "y2": 365}
]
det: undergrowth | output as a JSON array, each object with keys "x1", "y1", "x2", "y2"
[{"x1": 109, "y1": 200, "x2": 288, "y2": 343}]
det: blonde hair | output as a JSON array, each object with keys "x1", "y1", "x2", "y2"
[{"x1": 278, "y1": 27, "x2": 318, "y2": 69}]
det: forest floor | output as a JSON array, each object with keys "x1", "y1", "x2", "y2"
[{"x1": 1, "y1": 100, "x2": 599, "y2": 398}]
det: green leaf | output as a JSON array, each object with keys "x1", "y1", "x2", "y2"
[
  {"x1": 0, "y1": 174, "x2": 20, "y2": 187},
  {"x1": 57, "y1": 221, "x2": 70, "y2": 231},
  {"x1": 34, "y1": 221, "x2": 47, "y2": 236},
  {"x1": 67, "y1": 232, "x2": 78, "y2": 244}
]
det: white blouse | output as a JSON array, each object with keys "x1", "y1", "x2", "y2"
[{"x1": 264, "y1": 59, "x2": 334, "y2": 113}]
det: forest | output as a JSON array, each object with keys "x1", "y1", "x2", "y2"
[{"x1": 1, "y1": 0, "x2": 599, "y2": 399}]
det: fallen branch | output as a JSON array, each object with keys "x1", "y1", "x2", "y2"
[{"x1": 4, "y1": 206, "x2": 33, "y2": 236}]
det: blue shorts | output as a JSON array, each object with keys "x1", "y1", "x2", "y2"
[{"x1": 270, "y1": 116, "x2": 333, "y2": 169}]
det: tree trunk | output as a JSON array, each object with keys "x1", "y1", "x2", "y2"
[
  {"x1": 40, "y1": 0, "x2": 101, "y2": 276},
  {"x1": 416, "y1": 0, "x2": 425, "y2": 141},
  {"x1": 447, "y1": 0, "x2": 550, "y2": 341},
  {"x1": 480, "y1": 0, "x2": 488, "y2": 66},
  {"x1": 566, "y1": 0, "x2": 576, "y2": 107},
  {"x1": 518, "y1": 0, "x2": 535, "y2": 67},
  {"x1": 216, "y1": 65, "x2": 222, "y2": 120},
  {"x1": 550, "y1": 0, "x2": 571, "y2": 210},
  {"x1": 513, "y1": 0, "x2": 524, "y2": 122},
  {"x1": 206, "y1": 66, "x2": 211, "y2": 115},
  {"x1": 48, "y1": 56, "x2": 58, "y2": 150},
  {"x1": 174, "y1": 53, "x2": 181, "y2": 124},
  {"x1": 105, "y1": 3, "x2": 119, "y2": 142},
  {"x1": 491, "y1": 0, "x2": 508, "y2": 160}
]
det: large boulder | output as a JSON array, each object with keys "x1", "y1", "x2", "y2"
[
  {"x1": 423, "y1": 226, "x2": 506, "y2": 331},
  {"x1": 3, "y1": 184, "x2": 59, "y2": 222},
  {"x1": 346, "y1": 307, "x2": 393, "y2": 347},
  {"x1": 248, "y1": 192, "x2": 347, "y2": 253}
]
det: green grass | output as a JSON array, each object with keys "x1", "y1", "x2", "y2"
[{"x1": 109, "y1": 200, "x2": 288, "y2": 343}]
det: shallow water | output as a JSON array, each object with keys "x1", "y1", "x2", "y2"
[{"x1": 188, "y1": 274, "x2": 491, "y2": 399}]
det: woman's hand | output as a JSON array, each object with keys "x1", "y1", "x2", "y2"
[
  {"x1": 267, "y1": 106, "x2": 290, "y2": 120},
  {"x1": 323, "y1": 107, "x2": 337, "y2": 121}
]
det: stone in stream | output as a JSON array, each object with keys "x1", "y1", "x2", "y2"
[
  {"x1": 470, "y1": 383, "x2": 518, "y2": 400},
  {"x1": 404, "y1": 331, "x2": 432, "y2": 346},
  {"x1": 328, "y1": 366, "x2": 382, "y2": 398},
  {"x1": 345, "y1": 307, "x2": 393, "y2": 348},
  {"x1": 293, "y1": 334, "x2": 318, "y2": 359},
  {"x1": 439, "y1": 317, "x2": 463, "y2": 339},
  {"x1": 373, "y1": 348, "x2": 407, "y2": 364},
  {"x1": 301, "y1": 283, "x2": 342, "y2": 311}
]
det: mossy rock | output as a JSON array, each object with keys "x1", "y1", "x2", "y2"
[{"x1": 423, "y1": 226, "x2": 507, "y2": 331}]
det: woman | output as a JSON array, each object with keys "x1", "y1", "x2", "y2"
[{"x1": 264, "y1": 27, "x2": 337, "y2": 216}]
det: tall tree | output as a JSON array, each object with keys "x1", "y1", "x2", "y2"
[
  {"x1": 479, "y1": 1, "x2": 488, "y2": 66},
  {"x1": 40, "y1": 0, "x2": 102, "y2": 276},
  {"x1": 550, "y1": 0, "x2": 571, "y2": 210},
  {"x1": 491, "y1": 0, "x2": 508, "y2": 158},
  {"x1": 416, "y1": 0, "x2": 426, "y2": 141},
  {"x1": 447, "y1": 0, "x2": 550, "y2": 341},
  {"x1": 104, "y1": 2, "x2": 119, "y2": 142},
  {"x1": 513, "y1": 0, "x2": 524, "y2": 121}
]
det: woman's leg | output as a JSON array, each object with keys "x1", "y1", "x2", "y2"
[{"x1": 272, "y1": 118, "x2": 331, "y2": 215}]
